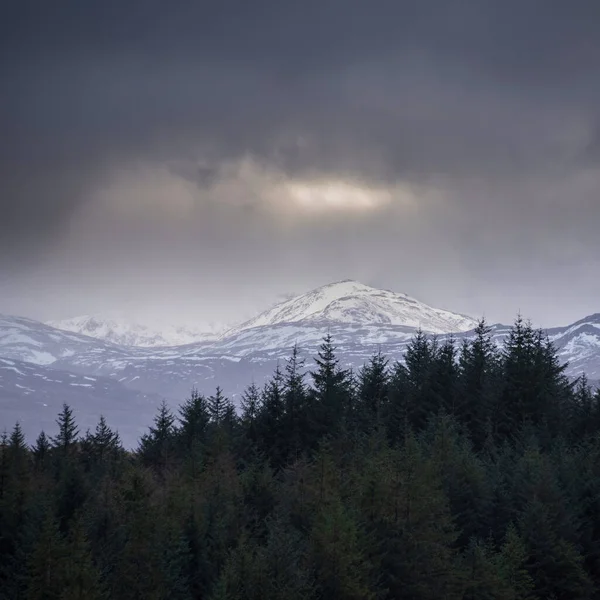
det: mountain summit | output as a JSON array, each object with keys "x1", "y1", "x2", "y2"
[{"x1": 234, "y1": 280, "x2": 478, "y2": 335}]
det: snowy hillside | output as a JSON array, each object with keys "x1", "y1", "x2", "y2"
[
  {"x1": 2, "y1": 281, "x2": 600, "y2": 445},
  {"x1": 46, "y1": 314, "x2": 230, "y2": 347},
  {"x1": 548, "y1": 314, "x2": 600, "y2": 379},
  {"x1": 234, "y1": 280, "x2": 479, "y2": 335}
]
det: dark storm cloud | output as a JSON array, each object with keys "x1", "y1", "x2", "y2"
[{"x1": 1, "y1": 0, "x2": 600, "y2": 324}]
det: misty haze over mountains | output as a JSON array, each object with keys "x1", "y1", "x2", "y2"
[{"x1": 1, "y1": 280, "x2": 599, "y2": 447}]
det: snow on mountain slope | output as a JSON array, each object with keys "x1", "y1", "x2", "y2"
[
  {"x1": 234, "y1": 280, "x2": 479, "y2": 335},
  {"x1": 0, "y1": 314, "x2": 108, "y2": 366},
  {"x1": 547, "y1": 314, "x2": 600, "y2": 380},
  {"x1": 3, "y1": 286, "x2": 600, "y2": 443},
  {"x1": 46, "y1": 314, "x2": 230, "y2": 347},
  {"x1": 0, "y1": 356, "x2": 164, "y2": 447}
]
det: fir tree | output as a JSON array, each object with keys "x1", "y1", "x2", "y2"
[
  {"x1": 357, "y1": 350, "x2": 389, "y2": 433},
  {"x1": 207, "y1": 387, "x2": 228, "y2": 425},
  {"x1": 31, "y1": 431, "x2": 50, "y2": 470},
  {"x1": 24, "y1": 513, "x2": 67, "y2": 600},
  {"x1": 138, "y1": 401, "x2": 177, "y2": 471},
  {"x1": 256, "y1": 365, "x2": 286, "y2": 467},
  {"x1": 497, "y1": 524, "x2": 535, "y2": 600},
  {"x1": 52, "y1": 404, "x2": 79, "y2": 453},
  {"x1": 282, "y1": 345, "x2": 310, "y2": 461},
  {"x1": 457, "y1": 319, "x2": 499, "y2": 447},
  {"x1": 240, "y1": 382, "x2": 261, "y2": 450},
  {"x1": 310, "y1": 334, "x2": 350, "y2": 435},
  {"x1": 60, "y1": 517, "x2": 105, "y2": 600},
  {"x1": 82, "y1": 415, "x2": 121, "y2": 470},
  {"x1": 0, "y1": 431, "x2": 8, "y2": 500},
  {"x1": 8, "y1": 422, "x2": 28, "y2": 478},
  {"x1": 403, "y1": 329, "x2": 439, "y2": 430},
  {"x1": 177, "y1": 389, "x2": 210, "y2": 469},
  {"x1": 310, "y1": 498, "x2": 375, "y2": 599}
]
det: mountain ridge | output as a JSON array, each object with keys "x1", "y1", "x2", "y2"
[
  {"x1": 231, "y1": 280, "x2": 479, "y2": 335},
  {"x1": 46, "y1": 314, "x2": 231, "y2": 347},
  {"x1": 2, "y1": 280, "x2": 600, "y2": 445}
]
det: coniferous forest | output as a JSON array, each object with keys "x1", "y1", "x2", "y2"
[{"x1": 3, "y1": 317, "x2": 600, "y2": 599}]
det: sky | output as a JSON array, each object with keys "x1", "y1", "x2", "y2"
[{"x1": 1, "y1": 0, "x2": 600, "y2": 328}]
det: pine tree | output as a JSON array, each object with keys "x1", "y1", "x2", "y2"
[
  {"x1": 499, "y1": 318, "x2": 570, "y2": 441},
  {"x1": 208, "y1": 387, "x2": 228, "y2": 425},
  {"x1": 138, "y1": 401, "x2": 177, "y2": 471},
  {"x1": 8, "y1": 422, "x2": 28, "y2": 478},
  {"x1": 432, "y1": 337, "x2": 459, "y2": 415},
  {"x1": 9, "y1": 422, "x2": 26, "y2": 452},
  {"x1": 386, "y1": 361, "x2": 409, "y2": 444},
  {"x1": 357, "y1": 351, "x2": 389, "y2": 434},
  {"x1": 261, "y1": 513, "x2": 316, "y2": 600},
  {"x1": 282, "y1": 345, "x2": 309, "y2": 461},
  {"x1": 240, "y1": 382, "x2": 261, "y2": 450},
  {"x1": 52, "y1": 404, "x2": 79, "y2": 453},
  {"x1": 571, "y1": 374, "x2": 597, "y2": 439},
  {"x1": 0, "y1": 431, "x2": 8, "y2": 500},
  {"x1": 370, "y1": 436, "x2": 461, "y2": 599},
  {"x1": 461, "y1": 537, "x2": 504, "y2": 600},
  {"x1": 519, "y1": 498, "x2": 593, "y2": 599},
  {"x1": 31, "y1": 431, "x2": 50, "y2": 470},
  {"x1": 310, "y1": 334, "x2": 350, "y2": 436},
  {"x1": 177, "y1": 389, "x2": 210, "y2": 470},
  {"x1": 24, "y1": 513, "x2": 67, "y2": 600},
  {"x1": 497, "y1": 524, "x2": 535, "y2": 600},
  {"x1": 426, "y1": 414, "x2": 494, "y2": 546},
  {"x1": 60, "y1": 517, "x2": 105, "y2": 600},
  {"x1": 158, "y1": 529, "x2": 193, "y2": 600},
  {"x1": 457, "y1": 319, "x2": 499, "y2": 447},
  {"x1": 310, "y1": 498, "x2": 375, "y2": 599},
  {"x1": 82, "y1": 416, "x2": 121, "y2": 470},
  {"x1": 403, "y1": 330, "x2": 439, "y2": 430},
  {"x1": 256, "y1": 365, "x2": 286, "y2": 467}
]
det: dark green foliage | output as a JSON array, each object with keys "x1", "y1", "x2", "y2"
[
  {"x1": 256, "y1": 365, "x2": 286, "y2": 466},
  {"x1": 82, "y1": 416, "x2": 122, "y2": 474},
  {"x1": 239, "y1": 382, "x2": 261, "y2": 445},
  {"x1": 457, "y1": 319, "x2": 499, "y2": 448},
  {"x1": 357, "y1": 350, "x2": 389, "y2": 433},
  {"x1": 208, "y1": 386, "x2": 230, "y2": 425},
  {"x1": 138, "y1": 401, "x2": 177, "y2": 470},
  {"x1": 32, "y1": 431, "x2": 50, "y2": 469},
  {"x1": 52, "y1": 403, "x2": 79, "y2": 452},
  {"x1": 282, "y1": 344, "x2": 310, "y2": 462},
  {"x1": 311, "y1": 333, "x2": 352, "y2": 436},
  {"x1": 4, "y1": 320, "x2": 600, "y2": 599}
]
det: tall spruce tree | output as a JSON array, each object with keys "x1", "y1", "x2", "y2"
[
  {"x1": 457, "y1": 319, "x2": 499, "y2": 448},
  {"x1": 357, "y1": 351, "x2": 389, "y2": 434},
  {"x1": 32, "y1": 431, "x2": 50, "y2": 470},
  {"x1": 138, "y1": 401, "x2": 177, "y2": 471},
  {"x1": 240, "y1": 382, "x2": 262, "y2": 451},
  {"x1": 52, "y1": 404, "x2": 79, "y2": 453},
  {"x1": 282, "y1": 345, "x2": 309, "y2": 462},
  {"x1": 310, "y1": 334, "x2": 350, "y2": 436},
  {"x1": 207, "y1": 387, "x2": 228, "y2": 425},
  {"x1": 403, "y1": 330, "x2": 439, "y2": 430},
  {"x1": 177, "y1": 389, "x2": 210, "y2": 466},
  {"x1": 256, "y1": 365, "x2": 286, "y2": 467}
]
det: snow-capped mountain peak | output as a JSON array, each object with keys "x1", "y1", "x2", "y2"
[
  {"x1": 45, "y1": 314, "x2": 230, "y2": 347},
  {"x1": 234, "y1": 280, "x2": 479, "y2": 335}
]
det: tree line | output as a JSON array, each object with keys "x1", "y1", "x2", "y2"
[{"x1": 2, "y1": 317, "x2": 600, "y2": 599}]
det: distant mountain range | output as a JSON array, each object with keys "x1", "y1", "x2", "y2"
[
  {"x1": 1, "y1": 280, "x2": 599, "y2": 446},
  {"x1": 46, "y1": 314, "x2": 230, "y2": 347}
]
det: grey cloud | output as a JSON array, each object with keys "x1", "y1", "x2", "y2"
[{"x1": 1, "y1": 0, "x2": 600, "y2": 325}]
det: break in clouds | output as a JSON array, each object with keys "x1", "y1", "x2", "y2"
[{"x1": 1, "y1": 0, "x2": 600, "y2": 326}]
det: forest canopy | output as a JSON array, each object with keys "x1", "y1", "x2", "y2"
[{"x1": 2, "y1": 317, "x2": 600, "y2": 599}]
